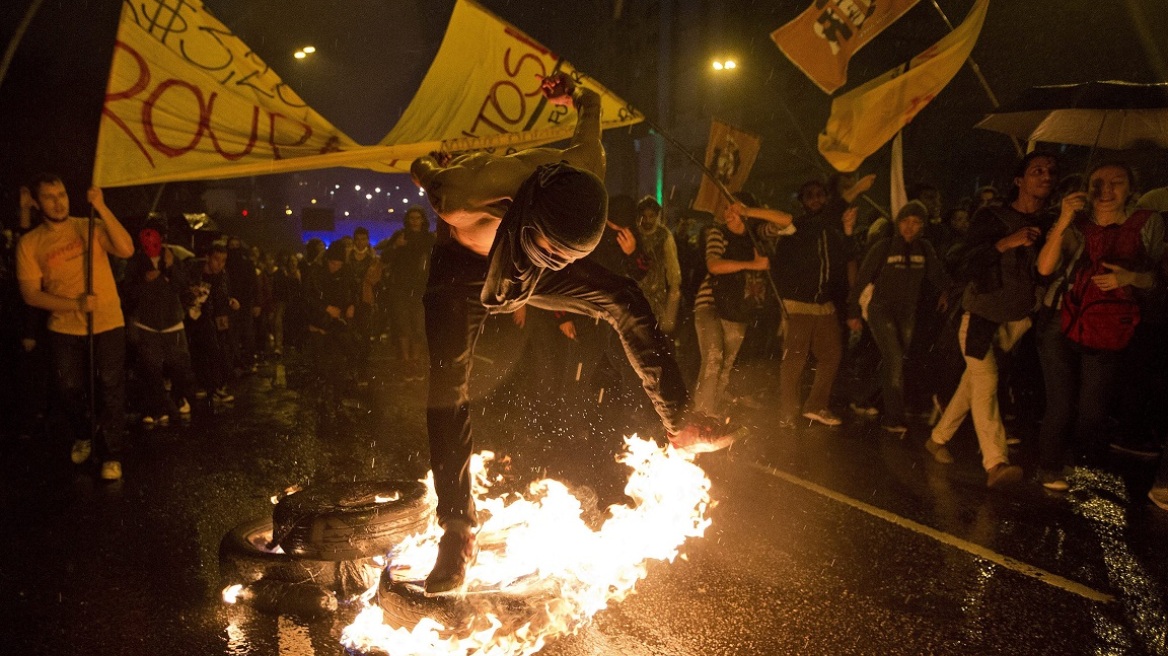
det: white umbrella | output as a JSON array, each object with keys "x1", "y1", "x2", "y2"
[{"x1": 975, "y1": 80, "x2": 1168, "y2": 149}]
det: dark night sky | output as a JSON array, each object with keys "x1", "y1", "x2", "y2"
[{"x1": 2, "y1": 0, "x2": 1167, "y2": 220}]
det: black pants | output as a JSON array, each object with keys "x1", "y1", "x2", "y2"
[
  {"x1": 132, "y1": 328, "x2": 198, "y2": 416},
  {"x1": 49, "y1": 327, "x2": 126, "y2": 457},
  {"x1": 187, "y1": 317, "x2": 229, "y2": 393},
  {"x1": 423, "y1": 240, "x2": 688, "y2": 527}
]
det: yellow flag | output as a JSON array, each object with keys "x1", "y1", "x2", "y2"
[
  {"x1": 94, "y1": 0, "x2": 363, "y2": 188},
  {"x1": 772, "y1": 0, "x2": 920, "y2": 95},
  {"x1": 374, "y1": 0, "x2": 643, "y2": 172},
  {"x1": 818, "y1": 0, "x2": 989, "y2": 172},
  {"x1": 692, "y1": 120, "x2": 762, "y2": 213}
]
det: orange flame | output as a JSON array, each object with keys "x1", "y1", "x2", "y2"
[{"x1": 342, "y1": 435, "x2": 712, "y2": 655}]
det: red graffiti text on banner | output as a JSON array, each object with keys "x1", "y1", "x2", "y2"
[
  {"x1": 103, "y1": 40, "x2": 330, "y2": 169},
  {"x1": 462, "y1": 43, "x2": 549, "y2": 140}
]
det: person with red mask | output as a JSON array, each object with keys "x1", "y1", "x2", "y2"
[{"x1": 122, "y1": 224, "x2": 198, "y2": 426}]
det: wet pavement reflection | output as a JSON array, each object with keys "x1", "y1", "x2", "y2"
[{"x1": 2, "y1": 338, "x2": 1167, "y2": 655}]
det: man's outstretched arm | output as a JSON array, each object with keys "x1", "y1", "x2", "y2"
[{"x1": 557, "y1": 85, "x2": 605, "y2": 180}]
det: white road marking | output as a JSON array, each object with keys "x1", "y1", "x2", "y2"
[{"x1": 747, "y1": 461, "x2": 1115, "y2": 604}]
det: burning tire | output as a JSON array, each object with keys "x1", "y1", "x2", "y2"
[
  {"x1": 218, "y1": 516, "x2": 381, "y2": 597},
  {"x1": 273, "y1": 480, "x2": 432, "y2": 561}
]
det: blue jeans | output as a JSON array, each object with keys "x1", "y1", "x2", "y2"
[
  {"x1": 1036, "y1": 313, "x2": 1120, "y2": 469},
  {"x1": 49, "y1": 327, "x2": 126, "y2": 457},
  {"x1": 693, "y1": 305, "x2": 746, "y2": 417},
  {"x1": 867, "y1": 304, "x2": 915, "y2": 425}
]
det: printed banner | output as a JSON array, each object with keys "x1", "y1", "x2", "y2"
[
  {"x1": 692, "y1": 120, "x2": 762, "y2": 214},
  {"x1": 818, "y1": 0, "x2": 989, "y2": 172},
  {"x1": 772, "y1": 0, "x2": 920, "y2": 95},
  {"x1": 374, "y1": 0, "x2": 643, "y2": 172},
  {"x1": 94, "y1": 0, "x2": 365, "y2": 187}
]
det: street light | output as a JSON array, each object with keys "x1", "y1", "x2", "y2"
[{"x1": 711, "y1": 58, "x2": 738, "y2": 72}]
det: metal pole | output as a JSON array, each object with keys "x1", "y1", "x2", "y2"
[
  {"x1": 86, "y1": 205, "x2": 97, "y2": 446},
  {"x1": 928, "y1": 0, "x2": 1023, "y2": 156},
  {"x1": 0, "y1": 0, "x2": 44, "y2": 92}
]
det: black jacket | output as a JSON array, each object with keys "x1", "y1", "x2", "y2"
[
  {"x1": 771, "y1": 215, "x2": 850, "y2": 307},
  {"x1": 122, "y1": 249, "x2": 188, "y2": 331}
]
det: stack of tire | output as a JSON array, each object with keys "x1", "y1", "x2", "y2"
[{"x1": 219, "y1": 480, "x2": 433, "y2": 618}]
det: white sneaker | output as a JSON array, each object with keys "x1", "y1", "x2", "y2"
[
  {"x1": 141, "y1": 416, "x2": 156, "y2": 427},
  {"x1": 802, "y1": 409, "x2": 842, "y2": 427},
  {"x1": 70, "y1": 439, "x2": 93, "y2": 464},
  {"x1": 177, "y1": 399, "x2": 191, "y2": 415},
  {"x1": 157, "y1": 414, "x2": 170, "y2": 427}
]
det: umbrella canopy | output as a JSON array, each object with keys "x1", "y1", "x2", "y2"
[{"x1": 975, "y1": 81, "x2": 1168, "y2": 149}]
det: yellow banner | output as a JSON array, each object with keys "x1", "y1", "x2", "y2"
[
  {"x1": 772, "y1": 0, "x2": 920, "y2": 95},
  {"x1": 692, "y1": 120, "x2": 762, "y2": 214},
  {"x1": 818, "y1": 0, "x2": 989, "y2": 172},
  {"x1": 374, "y1": 0, "x2": 643, "y2": 172},
  {"x1": 94, "y1": 0, "x2": 364, "y2": 188}
]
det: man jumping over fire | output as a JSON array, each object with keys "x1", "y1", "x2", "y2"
[{"x1": 410, "y1": 73, "x2": 738, "y2": 595}]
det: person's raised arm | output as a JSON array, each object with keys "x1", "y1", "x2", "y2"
[
  {"x1": 1037, "y1": 192, "x2": 1083, "y2": 276},
  {"x1": 841, "y1": 174, "x2": 876, "y2": 204},
  {"x1": 88, "y1": 187, "x2": 134, "y2": 259},
  {"x1": 738, "y1": 203, "x2": 794, "y2": 229},
  {"x1": 543, "y1": 74, "x2": 605, "y2": 180}
]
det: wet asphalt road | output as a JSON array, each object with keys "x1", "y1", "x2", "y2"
[{"x1": 2, "y1": 332, "x2": 1167, "y2": 656}]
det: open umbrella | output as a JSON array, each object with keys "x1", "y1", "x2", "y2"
[{"x1": 975, "y1": 80, "x2": 1168, "y2": 149}]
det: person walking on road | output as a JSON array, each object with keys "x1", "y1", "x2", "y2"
[{"x1": 16, "y1": 175, "x2": 134, "y2": 481}]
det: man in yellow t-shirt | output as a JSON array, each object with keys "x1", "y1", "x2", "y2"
[{"x1": 16, "y1": 174, "x2": 135, "y2": 481}]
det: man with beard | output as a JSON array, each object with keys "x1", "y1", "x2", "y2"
[
  {"x1": 924, "y1": 152, "x2": 1057, "y2": 488},
  {"x1": 635, "y1": 196, "x2": 681, "y2": 335},
  {"x1": 16, "y1": 175, "x2": 135, "y2": 481},
  {"x1": 409, "y1": 73, "x2": 736, "y2": 595},
  {"x1": 764, "y1": 179, "x2": 857, "y2": 429}
]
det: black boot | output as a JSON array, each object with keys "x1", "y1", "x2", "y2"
[{"x1": 424, "y1": 522, "x2": 477, "y2": 595}]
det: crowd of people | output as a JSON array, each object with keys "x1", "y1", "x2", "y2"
[
  {"x1": 486, "y1": 151, "x2": 1168, "y2": 514},
  {"x1": 0, "y1": 176, "x2": 436, "y2": 481},
  {"x1": 2, "y1": 150, "x2": 1167, "y2": 590}
]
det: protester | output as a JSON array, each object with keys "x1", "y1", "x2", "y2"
[
  {"x1": 185, "y1": 243, "x2": 235, "y2": 403},
  {"x1": 1033, "y1": 161, "x2": 1164, "y2": 489},
  {"x1": 254, "y1": 250, "x2": 277, "y2": 359},
  {"x1": 925, "y1": 152, "x2": 1055, "y2": 488},
  {"x1": 2, "y1": 189, "x2": 48, "y2": 441},
  {"x1": 692, "y1": 193, "x2": 776, "y2": 418},
  {"x1": 635, "y1": 195, "x2": 682, "y2": 335},
  {"x1": 121, "y1": 225, "x2": 198, "y2": 426},
  {"x1": 846, "y1": 201, "x2": 950, "y2": 433},
  {"x1": 349, "y1": 226, "x2": 377, "y2": 383},
  {"x1": 304, "y1": 241, "x2": 355, "y2": 411},
  {"x1": 15, "y1": 176, "x2": 135, "y2": 481},
  {"x1": 409, "y1": 72, "x2": 737, "y2": 595},
  {"x1": 377, "y1": 206, "x2": 435, "y2": 379},
  {"x1": 225, "y1": 236, "x2": 258, "y2": 373},
  {"x1": 765, "y1": 179, "x2": 854, "y2": 428}
]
